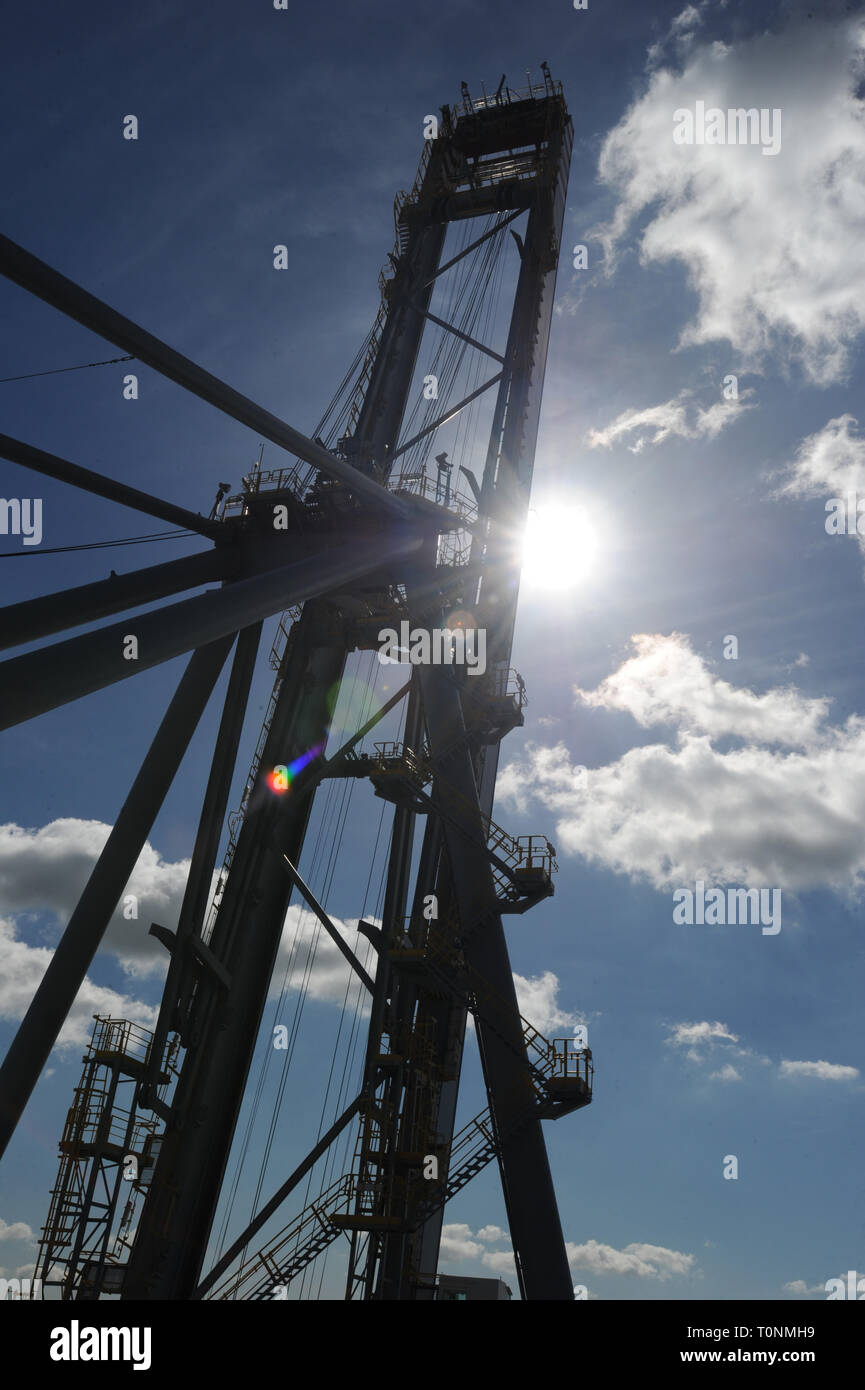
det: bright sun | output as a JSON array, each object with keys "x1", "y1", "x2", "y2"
[{"x1": 520, "y1": 503, "x2": 599, "y2": 590}]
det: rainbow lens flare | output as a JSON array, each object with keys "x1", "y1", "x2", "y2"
[{"x1": 268, "y1": 743, "x2": 325, "y2": 793}]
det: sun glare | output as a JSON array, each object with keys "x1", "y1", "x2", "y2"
[{"x1": 520, "y1": 503, "x2": 599, "y2": 590}]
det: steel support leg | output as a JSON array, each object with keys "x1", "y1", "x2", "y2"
[
  {"x1": 409, "y1": 592, "x2": 572, "y2": 1300},
  {"x1": 0, "y1": 635, "x2": 234, "y2": 1161},
  {"x1": 141, "y1": 622, "x2": 263, "y2": 1098},
  {"x1": 122, "y1": 605, "x2": 348, "y2": 1299}
]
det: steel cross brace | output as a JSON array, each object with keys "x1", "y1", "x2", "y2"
[{"x1": 0, "y1": 235, "x2": 411, "y2": 520}]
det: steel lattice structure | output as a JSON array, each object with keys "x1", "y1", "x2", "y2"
[{"x1": 0, "y1": 70, "x2": 592, "y2": 1302}]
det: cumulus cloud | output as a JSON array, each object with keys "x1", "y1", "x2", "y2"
[
  {"x1": 0, "y1": 916, "x2": 158, "y2": 1050},
  {"x1": 273, "y1": 913, "x2": 578, "y2": 1038},
  {"x1": 476, "y1": 1225, "x2": 507, "y2": 1243},
  {"x1": 587, "y1": 388, "x2": 755, "y2": 453},
  {"x1": 497, "y1": 633, "x2": 865, "y2": 894},
  {"x1": 709, "y1": 1063, "x2": 742, "y2": 1082},
  {"x1": 779, "y1": 1059, "x2": 859, "y2": 1081},
  {"x1": 783, "y1": 1279, "x2": 828, "y2": 1298},
  {"x1": 480, "y1": 1249, "x2": 517, "y2": 1277},
  {"x1": 777, "y1": 415, "x2": 865, "y2": 558},
  {"x1": 573, "y1": 633, "x2": 829, "y2": 749},
  {"x1": 0, "y1": 1218, "x2": 34, "y2": 1243},
  {"x1": 441, "y1": 1222, "x2": 691, "y2": 1287},
  {"x1": 0, "y1": 825, "x2": 579, "y2": 1050},
  {"x1": 439, "y1": 1224, "x2": 517, "y2": 1280},
  {"x1": 566, "y1": 1238, "x2": 695, "y2": 1280},
  {"x1": 271, "y1": 905, "x2": 377, "y2": 1010},
  {"x1": 0, "y1": 819, "x2": 191, "y2": 977},
  {"x1": 0, "y1": 825, "x2": 379, "y2": 1051},
  {"x1": 513, "y1": 971, "x2": 579, "y2": 1035},
  {"x1": 439, "y1": 1223, "x2": 484, "y2": 1263},
  {"x1": 595, "y1": 9, "x2": 865, "y2": 383},
  {"x1": 0, "y1": 819, "x2": 380, "y2": 1022}
]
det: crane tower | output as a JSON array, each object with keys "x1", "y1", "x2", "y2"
[{"x1": 0, "y1": 69, "x2": 592, "y2": 1302}]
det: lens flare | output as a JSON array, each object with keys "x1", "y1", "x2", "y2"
[
  {"x1": 268, "y1": 743, "x2": 325, "y2": 794},
  {"x1": 446, "y1": 608, "x2": 477, "y2": 631}
]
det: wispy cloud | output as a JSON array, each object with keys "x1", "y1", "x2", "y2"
[
  {"x1": 587, "y1": 388, "x2": 755, "y2": 453},
  {"x1": 664, "y1": 1019, "x2": 858, "y2": 1084}
]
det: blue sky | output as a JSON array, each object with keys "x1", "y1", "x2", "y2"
[{"x1": 1, "y1": 0, "x2": 864, "y2": 1300}]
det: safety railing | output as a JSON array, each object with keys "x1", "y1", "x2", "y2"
[{"x1": 387, "y1": 466, "x2": 477, "y2": 527}]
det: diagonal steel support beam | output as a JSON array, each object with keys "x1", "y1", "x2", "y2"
[
  {"x1": 409, "y1": 304, "x2": 504, "y2": 364},
  {"x1": 418, "y1": 209, "x2": 523, "y2": 288},
  {"x1": 391, "y1": 373, "x2": 503, "y2": 461},
  {"x1": 0, "y1": 530, "x2": 423, "y2": 730},
  {"x1": 0, "y1": 636, "x2": 234, "y2": 1162},
  {"x1": 316, "y1": 677, "x2": 412, "y2": 777},
  {"x1": 0, "y1": 236, "x2": 411, "y2": 519},
  {"x1": 0, "y1": 433, "x2": 222, "y2": 539},
  {"x1": 193, "y1": 1094, "x2": 364, "y2": 1299},
  {"x1": 279, "y1": 854, "x2": 375, "y2": 994},
  {"x1": 0, "y1": 549, "x2": 226, "y2": 652},
  {"x1": 141, "y1": 622, "x2": 262, "y2": 1100}
]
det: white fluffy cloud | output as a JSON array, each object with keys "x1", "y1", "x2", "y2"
[
  {"x1": 0, "y1": 821, "x2": 581, "y2": 1057},
  {"x1": 588, "y1": 388, "x2": 755, "y2": 453},
  {"x1": 667, "y1": 1020, "x2": 739, "y2": 1048},
  {"x1": 566, "y1": 1238, "x2": 695, "y2": 1280},
  {"x1": 497, "y1": 633, "x2": 865, "y2": 894},
  {"x1": 0, "y1": 820, "x2": 379, "y2": 1021},
  {"x1": 476, "y1": 1225, "x2": 507, "y2": 1243},
  {"x1": 272, "y1": 913, "x2": 579, "y2": 1040},
  {"x1": 480, "y1": 1248, "x2": 517, "y2": 1277},
  {"x1": 665, "y1": 1019, "x2": 858, "y2": 1084},
  {"x1": 777, "y1": 415, "x2": 865, "y2": 559},
  {"x1": 0, "y1": 1218, "x2": 34, "y2": 1243},
  {"x1": 573, "y1": 633, "x2": 830, "y2": 749},
  {"x1": 779, "y1": 1059, "x2": 860, "y2": 1082},
  {"x1": 440, "y1": 1223, "x2": 691, "y2": 1287},
  {"x1": 439, "y1": 1224, "x2": 518, "y2": 1280},
  {"x1": 0, "y1": 916, "x2": 158, "y2": 1050},
  {"x1": 0, "y1": 819, "x2": 190, "y2": 977},
  {"x1": 270, "y1": 905, "x2": 376, "y2": 1010},
  {"x1": 709, "y1": 1063, "x2": 742, "y2": 1082},
  {"x1": 595, "y1": 8, "x2": 865, "y2": 383},
  {"x1": 512, "y1": 971, "x2": 580, "y2": 1036},
  {"x1": 783, "y1": 1279, "x2": 828, "y2": 1298},
  {"x1": 439, "y1": 1223, "x2": 484, "y2": 1263}
]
